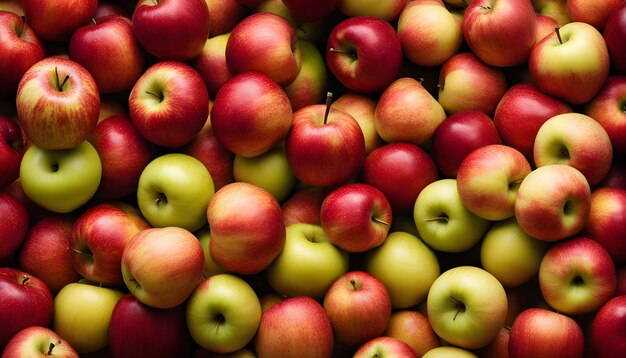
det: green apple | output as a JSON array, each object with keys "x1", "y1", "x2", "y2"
[
  {"x1": 426, "y1": 266, "x2": 508, "y2": 349},
  {"x1": 365, "y1": 231, "x2": 440, "y2": 309},
  {"x1": 196, "y1": 228, "x2": 229, "y2": 277},
  {"x1": 423, "y1": 346, "x2": 478, "y2": 358},
  {"x1": 137, "y1": 153, "x2": 214, "y2": 231},
  {"x1": 186, "y1": 274, "x2": 262, "y2": 354},
  {"x1": 19, "y1": 141, "x2": 101, "y2": 213},
  {"x1": 265, "y1": 223, "x2": 349, "y2": 299},
  {"x1": 52, "y1": 281, "x2": 124, "y2": 354},
  {"x1": 284, "y1": 39, "x2": 328, "y2": 111}
]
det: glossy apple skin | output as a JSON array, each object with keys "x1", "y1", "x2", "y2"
[
  {"x1": 585, "y1": 75, "x2": 626, "y2": 156},
  {"x1": 586, "y1": 187, "x2": 626, "y2": 265},
  {"x1": 604, "y1": 1, "x2": 626, "y2": 75},
  {"x1": 384, "y1": 310, "x2": 440, "y2": 356},
  {"x1": 206, "y1": 0, "x2": 247, "y2": 37},
  {"x1": 1, "y1": 325, "x2": 80, "y2": 358},
  {"x1": 22, "y1": 0, "x2": 98, "y2": 42},
  {"x1": 0, "y1": 116, "x2": 23, "y2": 188},
  {"x1": 192, "y1": 33, "x2": 232, "y2": 97},
  {"x1": 281, "y1": 186, "x2": 327, "y2": 226},
  {"x1": 0, "y1": 192, "x2": 29, "y2": 261},
  {"x1": 567, "y1": 0, "x2": 622, "y2": 30},
  {"x1": 590, "y1": 295, "x2": 626, "y2": 358}
]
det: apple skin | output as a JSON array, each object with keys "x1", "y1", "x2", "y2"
[
  {"x1": 284, "y1": 39, "x2": 329, "y2": 111},
  {"x1": 22, "y1": 0, "x2": 98, "y2": 42},
  {"x1": 604, "y1": 1, "x2": 626, "y2": 75},
  {"x1": 0, "y1": 115, "x2": 24, "y2": 188},
  {"x1": 193, "y1": 33, "x2": 232, "y2": 98},
  {"x1": 567, "y1": 0, "x2": 622, "y2": 30},
  {"x1": 590, "y1": 295, "x2": 626, "y2": 358},
  {"x1": 508, "y1": 308, "x2": 584, "y2": 358},
  {"x1": 331, "y1": 91, "x2": 383, "y2": 155},
  {"x1": 69, "y1": 15, "x2": 146, "y2": 94},
  {"x1": 281, "y1": 186, "x2": 327, "y2": 226},
  {"x1": 0, "y1": 0, "x2": 24, "y2": 16},
  {"x1": 132, "y1": 0, "x2": 209, "y2": 61},
  {"x1": 353, "y1": 336, "x2": 417, "y2": 358},
  {"x1": 538, "y1": 236, "x2": 617, "y2": 315},
  {"x1": 121, "y1": 227, "x2": 205, "y2": 309},
  {"x1": 16, "y1": 57, "x2": 100, "y2": 150},
  {"x1": 535, "y1": 13, "x2": 559, "y2": 42},
  {"x1": 384, "y1": 310, "x2": 440, "y2": 357},
  {"x1": 514, "y1": 164, "x2": 591, "y2": 242},
  {"x1": 1, "y1": 326, "x2": 79, "y2": 358},
  {"x1": 128, "y1": 61, "x2": 209, "y2": 148},
  {"x1": 205, "y1": 0, "x2": 247, "y2": 37},
  {"x1": 585, "y1": 75, "x2": 626, "y2": 156},
  {"x1": 326, "y1": 16, "x2": 403, "y2": 94},
  {"x1": 423, "y1": 346, "x2": 477, "y2": 358},
  {"x1": 207, "y1": 182, "x2": 286, "y2": 275},
  {"x1": 210, "y1": 71, "x2": 293, "y2": 158},
  {"x1": 0, "y1": 11, "x2": 45, "y2": 97},
  {"x1": 0, "y1": 268, "x2": 54, "y2": 348},
  {"x1": 0, "y1": 192, "x2": 29, "y2": 262},
  {"x1": 254, "y1": 296, "x2": 334, "y2": 358},
  {"x1": 195, "y1": 228, "x2": 228, "y2": 278},
  {"x1": 587, "y1": 187, "x2": 626, "y2": 265},
  {"x1": 108, "y1": 293, "x2": 193, "y2": 358}
]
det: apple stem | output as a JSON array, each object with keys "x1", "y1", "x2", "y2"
[
  {"x1": 145, "y1": 90, "x2": 164, "y2": 102},
  {"x1": 350, "y1": 278, "x2": 361, "y2": 290},
  {"x1": 480, "y1": 5, "x2": 492, "y2": 10},
  {"x1": 372, "y1": 217, "x2": 390, "y2": 226},
  {"x1": 424, "y1": 215, "x2": 449, "y2": 223},
  {"x1": 54, "y1": 67, "x2": 70, "y2": 92},
  {"x1": 91, "y1": 18, "x2": 97, "y2": 26},
  {"x1": 21, "y1": 276, "x2": 30, "y2": 285},
  {"x1": 450, "y1": 296, "x2": 466, "y2": 321},
  {"x1": 47, "y1": 342, "x2": 56, "y2": 355},
  {"x1": 555, "y1": 26, "x2": 563, "y2": 44},
  {"x1": 17, "y1": 16, "x2": 25, "y2": 37},
  {"x1": 328, "y1": 47, "x2": 357, "y2": 60},
  {"x1": 323, "y1": 92, "x2": 333, "y2": 124},
  {"x1": 508, "y1": 179, "x2": 522, "y2": 191}
]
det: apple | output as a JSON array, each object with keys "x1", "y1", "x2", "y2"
[
  {"x1": 462, "y1": 0, "x2": 537, "y2": 67},
  {"x1": 589, "y1": 295, "x2": 626, "y2": 358},
  {"x1": 427, "y1": 266, "x2": 508, "y2": 349},
  {"x1": 0, "y1": 268, "x2": 53, "y2": 348},
  {"x1": 532, "y1": 0, "x2": 571, "y2": 26},
  {"x1": 601, "y1": 160, "x2": 626, "y2": 190},
  {"x1": 207, "y1": 182, "x2": 286, "y2": 275},
  {"x1": 281, "y1": 0, "x2": 341, "y2": 22},
  {"x1": 353, "y1": 336, "x2": 417, "y2": 358},
  {"x1": 514, "y1": 164, "x2": 591, "y2": 241},
  {"x1": 195, "y1": 228, "x2": 229, "y2": 277},
  {"x1": 69, "y1": 15, "x2": 146, "y2": 94},
  {"x1": 567, "y1": 0, "x2": 622, "y2": 30},
  {"x1": 1, "y1": 326, "x2": 79, "y2": 358},
  {"x1": 16, "y1": 56, "x2": 100, "y2": 150},
  {"x1": 128, "y1": 61, "x2": 209, "y2": 148},
  {"x1": 284, "y1": 39, "x2": 328, "y2": 111},
  {"x1": 423, "y1": 346, "x2": 477, "y2": 358},
  {"x1": 604, "y1": 0, "x2": 626, "y2": 75},
  {"x1": 95, "y1": 1, "x2": 130, "y2": 18},
  {"x1": 508, "y1": 308, "x2": 584, "y2": 358},
  {"x1": 52, "y1": 281, "x2": 124, "y2": 354},
  {"x1": 0, "y1": 11, "x2": 45, "y2": 97},
  {"x1": 132, "y1": 0, "x2": 209, "y2": 61},
  {"x1": 281, "y1": 186, "x2": 327, "y2": 226},
  {"x1": 529, "y1": 22, "x2": 610, "y2": 104},
  {"x1": 331, "y1": 91, "x2": 383, "y2": 155},
  {"x1": 136, "y1": 153, "x2": 214, "y2": 232},
  {"x1": 585, "y1": 75, "x2": 626, "y2": 156},
  {"x1": 384, "y1": 310, "x2": 440, "y2": 357},
  {"x1": 587, "y1": 187, "x2": 626, "y2": 265},
  {"x1": 338, "y1": 0, "x2": 407, "y2": 22},
  {"x1": 326, "y1": 16, "x2": 403, "y2": 93},
  {"x1": 22, "y1": 0, "x2": 97, "y2": 42},
  {"x1": 0, "y1": 0, "x2": 24, "y2": 16},
  {"x1": 210, "y1": 71, "x2": 293, "y2": 158},
  {"x1": 535, "y1": 13, "x2": 559, "y2": 42},
  {"x1": 0, "y1": 115, "x2": 24, "y2": 188},
  {"x1": 19, "y1": 141, "x2": 102, "y2": 213},
  {"x1": 254, "y1": 296, "x2": 334, "y2": 358},
  {"x1": 193, "y1": 32, "x2": 232, "y2": 98},
  {"x1": 0, "y1": 192, "x2": 29, "y2": 261},
  {"x1": 365, "y1": 231, "x2": 440, "y2": 309},
  {"x1": 265, "y1": 223, "x2": 349, "y2": 299},
  {"x1": 206, "y1": 0, "x2": 247, "y2": 37},
  {"x1": 533, "y1": 112, "x2": 613, "y2": 188},
  {"x1": 121, "y1": 227, "x2": 205, "y2": 309},
  {"x1": 108, "y1": 294, "x2": 193, "y2": 358},
  {"x1": 539, "y1": 236, "x2": 617, "y2": 315},
  {"x1": 226, "y1": 12, "x2": 301, "y2": 87}
]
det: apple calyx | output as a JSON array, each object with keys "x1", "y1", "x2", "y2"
[
  {"x1": 53, "y1": 67, "x2": 70, "y2": 92},
  {"x1": 91, "y1": 18, "x2": 97, "y2": 26},
  {"x1": 555, "y1": 26, "x2": 563, "y2": 45},
  {"x1": 329, "y1": 48, "x2": 357, "y2": 60},
  {"x1": 450, "y1": 296, "x2": 466, "y2": 321},
  {"x1": 155, "y1": 192, "x2": 168, "y2": 207},
  {"x1": 571, "y1": 275, "x2": 584, "y2": 286},
  {"x1": 323, "y1": 92, "x2": 333, "y2": 124}
]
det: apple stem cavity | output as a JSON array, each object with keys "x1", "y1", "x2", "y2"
[
  {"x1": 21, "y1": 275, "x2": 30, "y2": 285},
  {"x1": 329, "y1": 47, "x2": 357, "y2": 60},
  {"x1": 450, "y1": 296, "x2": 466, "y2": 321},
  {"x1": 323, "y1": 92, "x2": 333, "y2": 124},
  {"x1": 372, "y1": 217, "x2": 390, "y2": 226},
  {"x1": 555, "y1": 26, "x2": 563, "y2": 44},
  {"x1": 53, "y1": 67, "x2": 70, "y2": 92},
  {"x1": 145, "y1": 90, "x2": 164, "y2": 102},
  {"x1": 155, "y1": 192, "x2": 168, "y2": 207},
  {"x1": 47, "y1": 341, "x2": 56, "y2": 355},
  {"x1": 424, "y1": 214, "x2": 449, "y2": 223},
  {"x1": 350, "y1": 278, "x2": 361, "y2": 290},
  {"x1": 17, "y1": 16, "x2": 26, "y2": 37}
]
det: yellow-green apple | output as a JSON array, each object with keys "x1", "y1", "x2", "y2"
[
  {"x1": 456, "y1": 144, "x2": 531, "y2": 221},
  {"x1": 383, "y1": 310, "x2": 440, "y2": 356},
  {"x1": 284, "y1": 39, "x2": 328, "y2": 111},
  {"x1": 281, "y1": 186, "x2": 327, "y2": 226},
  {"x1": 604, "y1": 1, "x2": 626, "y2": 75},
  {"x1": 326, "y1": 16, "x2": 403, "y2": 93},
  {"x1": 0, "y1": 0, "x2": 24, "y2": 15},
  {"x1": 0, "y1": 268, "x2": 53, "y2": 347},
  {"x1": 462, "y1": 0, "x2": 537, "y2": 67},
  {"x1": 16, "y1": 57, "x2": 100, "y2": 150},
  {"x1": 338, "y1": 0, "x2": 407, "y2": 22},
  {"x1": 137, "y1": 153, "x2": 214, "y2": 231},
  {"x1": 225, "y1": 12, "x2": 301, "y2": 87},
  {"x1": 514, "y1": 164, "x2": 591, "y2": 241},
  {"x1": 493, "y1": 82, "x2": 572, "y2": 161},
  {"x1": 353, "y1": 336, "x2": 416, "y2": 358},
  {"x1": 332, "y1": 92, "x2": 383, "y2": 155},
  {"x1": 363, "y1": 142, "x2": 438, "y2": 216},
  {"x1": 210, "y1": 71, "x2": 293, "y2": 157},
  {"x1": 207, "y1": 182, "x2": 286, "y2": 275},
  {"x1": 414, "y1": 178, "x2": 491, "y2": 253},
  {"x1": 17, "y1": 215, "x2": 80, "y2": 294},
  {"x1": 567, "y1": 0, "x2": 622, "y2": 30},
  {"x1": 508, "y1": 308, "x2": 584, "y2": 358},
  {"x1": 533, "y1": 113, "x2": 613, "y2": 188},
  {"x1": 1, "y1": 326, "x2": 79, "y2": 358},
  {"x1": 431, "y1": 110, "x2": 502, "y2": 178},
  {"x1": 423, "y1": 346, "x2": 477, "y2": 358},
  {"x1": 108, "y1": 293, "x2": 193, "y2": 358},
  {"x1": 254, "y1": 296, "x2": 334, "y2": 358},
  {"x1": 69, "y1": 15, "x2": 146, "y2": 94},
  {"x1": 285, "y1": 94, "x2": 365, "y2": 187},
  {"x1": 121, "y1": 227, "x2": 205, "y2": 309},
  {"x1": 532, "y1": 0, "x2": 570, "y2": 26},
  {"x1": 437, "y1": 52, "x2": 508, "y2": 116},
  {"x1": 89, "y1": 114, "x2": 157, "y2": 200},
  {"x1": 323, "y1": 271, "x2": 392, "y2": 346},
  {"x1": 186, "y1": 274, "x2": 262, "y2": 353},
  {"x1": 365, "y1": 231, "x2": 440, "y2": 309},
  {"x1": 0, "y1": 192, "x2": 28, "y2": 261},
  {"x1": 196, "y1": 228, "x2": 228, "y2": 277},
  {"x1": 480, "y1": 217, "x2": 548, "y2": 287},
  {"x1": 0, "y1": 116, "x2": 24, "y2": 188},
  {"x1": 398, "y1": 0, "x2": 463, "y2": 67},
  {"x1": 70, "y1": 202, "x2": 151, "y2": 285},
  {"x1": 233, "y1": 144, "x2": 296, "y2": 202},
  {"x1": 22, "y1": 0, "x2": 97, "y2": 42},
  {"x1": 193, "y1": 33, "x2": 232, "y2": 97},
  {"x1": 128, "y1": 61, "x2": 209, "y2": 148},
  {"x1": 19, "y1": 141, "x2": 102, "y2": 213},
  {"x1": 205, "y1": 0, "x2": 247, "y2": 37},
  {"x1": 587, "y1": 187, "x2": 626, "y2": 264},
  {"x1": 427, "y1": 266, "x2": 508, "y2": 349},
  {"x1": 539, "y1": 237, "x2": 617, "y2": 315},
  {"x1": 132, "y1": 0, "x2": 209, "y2": 61},
  {"x1": 52, "y1": 281, "x2": 124, "y2": 354},
  {"x1": 281, "y1": 0, "x2": 340, "y2": 22},
  {"x1": 585, "y1": 75, "x2": 626, "y2": 156},
  {"x1": 265, "y1": 223, "x2": 349, "y2": 299},
  {"x1": 375, "y1": 77, "x2": 447, "y2": 145},
  {"x1": 589, "y1": 295, "x2": 626, "y2": 357},
  {"x1": 535, "y1": 13, "x2": 559, "y2": 42},
  {"x1": 529, "y1": 22, "x2": 610, "y2": 105},
  {"x1": 0, "y1": 11, "x2": 45, "y2": 97}
]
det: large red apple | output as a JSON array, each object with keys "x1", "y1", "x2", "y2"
[
  {"x1": 22, "y1": 0, "x2": 98, "y2": 42},
  {"x1": 0, "y1": 192, "x2": 29, "y2": 262},
  {"x1": 586, "y1": 187, "x2": 626, "y2": 265},
  {"x1": 604, "y1": 0, "x2": 626, "y2": 75}
]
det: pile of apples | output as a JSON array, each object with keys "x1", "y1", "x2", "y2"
[{"x1": 2, "y1": 0, "x2": 626, "y2": 356}]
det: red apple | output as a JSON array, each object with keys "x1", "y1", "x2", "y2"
[
  {"x1": 567, "y1": 0, "x2": 622, "y2": 30},
  {"x1": 281, "y1": 186, "x2": 327, "y2": 226},
  {"x1": 590, "y1": 295, "x2": 626, "y2": 358},
  {"x1": 1, "y1": 326, "x2": 79, "y2": 358},
  {"x1": 384, "y1": 310, "x2": 440, "y2": 357},
  {"x1": 535, "y1": 13, "x2": 559, "y2": 43},
  {"x1": 604, "y1": 0, "x2": 626, "y2": 75},
  {"x1": 353, "y1": 336, "x2": 417, "y2": 358},
  {"x1": 22, "y1": 0, "x2": 98, "y2": 42},
  {"x1": 0, "y1": 192, "x2": 29, "y2": 262},
  {"x1": 0, "y1": 115, "x2": 24, "y2": 189},
  {"x1": 205, "y1": 0, "x2": 247, "y2": 37},
  {"x1": 586, "y1": 187, "x2": 626, "y2": 265},
  {"x1": 585, "y1": 75, "x2": 626, "y2": 156},
  {"x1": 192, "y1": 33, "x2": 232, "y2": 97}
]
